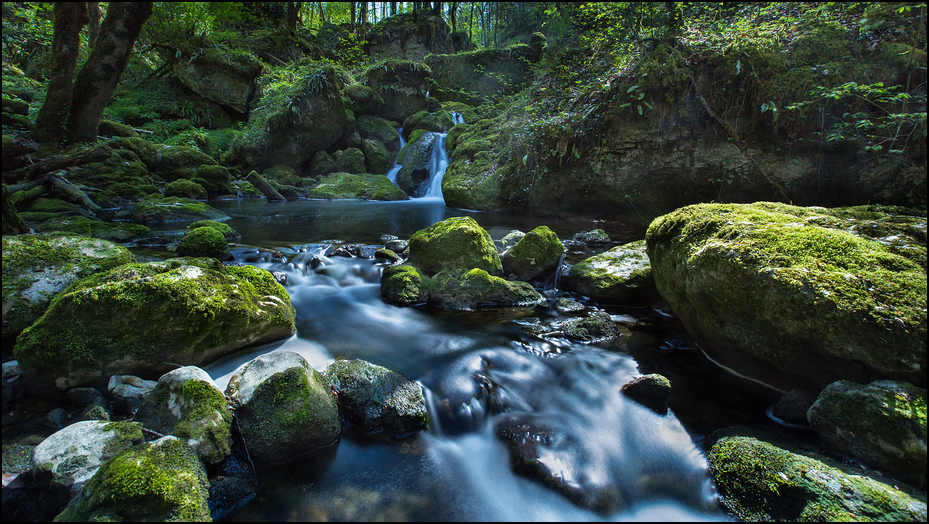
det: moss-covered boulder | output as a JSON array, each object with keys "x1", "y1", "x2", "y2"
[
  {"x1": 186, "y1": 220, "x2": 240, "y2": 242},
  {"x1": 2, "y1": 233, "x2": 134, "y2": 349},
  {"x1": 501, "y1": 225, "x2": 564, "y2": 283},
  {"x1": 429, "y1": 268, "x2": 544, "y2": 311},
  {"x1": 176, "y1": 226, "x2": 233, "y2": 261},
  {"x1": 567, "y1": 239, "x2": 659, "y2": 305},
  {"x1": 401, "y1": 110, "x2": 454, "y2": 138},
  {"x1": 343, "y1": 84, "x2": 384, "y2": 116},
  {"x1": 361, "y1": 138, "x2": 391, "y2": 175},
  {"x1": 425, "y1": 44, "x2": 537, "y2": 101},
  {"x1": 363, "y1": 59, "x2": 431, "y2": 122},
  {"x1": 32, "y1": 216, "x2": 151, "y2": 243},
  {"x1": 225, "y1": 351, "x2": 340, "y2": 466},
  {"x1": 620, "y1": 374, "x2": 672, "y2": 414},
  {"x1": 323, "y1": 359, "x2": 427, "y2": 438},
  {"x1": 2, "y1": 183, "x2": 29, "y2": 235},
  {"x1": 645, "y1": 202, "x2": 927, "y2": 389},
  {"x1": 807, "y1": 380, "x2": 927, "y2": 488},
  {"x1": 307, "y1": 172, "x2": 408, "y2": 201},
  {"x1": 333, "y1": 148, "x2": 367, "y2": 174},
  {"x1": 239, "y1": 63, "x2": 348, "y2": 170},
  {"x1": 357, "y1": 114, "x2": 402, "y2": 153},
  {"x1": 137, "y1": 366, "x2": 233, "y2": 466},
  {"x1": 164, "y1": 179, "x2": 208, "y2": 200},
  {"x1": 366, "y1": 12, "x2": 454, "y2": 62},
  {"x1": 441, "y1": 116, "x2": 507, "y2": 211},
  {"x1": 14, "y1": 260, "x2": 296, "y2": 390},
  {"x1": 408, "y1": 216, "x2": 502, "y2": 276},
  {"x1": 55, "y1": 436, "x2": 211, "y2": 522},
  {"x1": 707, "y1": 426, "x2": 927, "y2": 521},
  {"x1": 172, "y1": 47, "x2": 264, "y2": 114},
  {"x1": 129, "y1": 196, "x2": 229, "y2": 224},
  {"x1": 380, "y1": 264, "x2": 430, "y2": 306},
  {"x1": 194, "y1": 164, "x2": 235, "y2": 197},
  {"x1": 395, "y1": 129, "x2": 439, "y2": 197},
  {"x1": 32, "y1": 420, "x2": 143, "y2": 492},
  {"x1": 153, "y1": 146, "x2": 219, "y2": 181}
]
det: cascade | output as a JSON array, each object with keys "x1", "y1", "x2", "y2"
[
  {"x1": 385, "y1": 127, "x2": 406, "y2": 185},
  {"x1": 389, "y1": 112, "x2": 466, "y2": 204}
]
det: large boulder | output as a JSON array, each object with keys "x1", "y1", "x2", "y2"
[
  {"x1": 425, "y1": 44, "x2": 538, "y2": 102},
  {"x1": 176, "y1": 226, "x2": 233, "y2": 260},
  {"x1": 395, "y1": 129, "x2": 440, "y2": 197},
  {"x1": 225, "y1": 351, "x2": 340, "y2": 466},
  {"x1": 129, "y1": 196, "x2": 229, "y2": 224},
  {"x1": 707, "y1": 426, "x2": 927, "y2": 521},
  {"x1": 566, "y1": 239, "x2": 659, "y2": 305},
  {"x1": 500, "y1": 225, "x2": 564, "y2": 283},
  {"x1": 323, "y1": 359, "x2": 427, "y2": 438},
  {"x1": 14, "y1": 259, "x2": 296, "y2": 390},
  {"x1": 362, "y1": 59, "x2": 431, "y2": 122},
  {"x1": 645, "y1": 202, "x2": 927, "y2": 389},
  {"x1": 428, "y1": 268, "x2": 544, "y2": 311},
  {"x1": 807, "y1": 380, "x2": 926, "y2": 488},
  {"x1": 407, "y1": 216, "x2": 502, "y2": 276},
  {"x1": 172, "y1": 47, "x2": 264, "y2": 114},
  {"x1": 307, "y1": 172, "x2": 409, "y2": 201},
  {"x1": 365, "y1": 12, "x2": 454, "y2": 62},
  {"x1": 239, "y1": 63, "x2": 349, "y2": 170},
  {"x1": 55, "y1": 436, "x2": 211, "y2": 522},
  {"x1": 2, "y1": 233, "x2": 134, "y2": 348},
  {"x1": 136, "y1": 366, "x2": 234, "y2": 466},
  {"x1": 32, "y1": 420, "x2": 143, "y2": 492}
]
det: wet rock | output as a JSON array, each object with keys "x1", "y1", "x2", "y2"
[
  {"x1": 129, "y1": 196, "x2": 229, "y2": 224},
  {"x1": 374, "y1": 248, "x2": 401, "y2": 263},
  {"x1": 498, "y1": 229, "x2": 525, "y2": 249},
  {"x1": 566, "y1": 240, "x2": 659, "y2": 305},
  {"x1": 408, "y1": 216, "x2": 502, "y2": 276},
  {"x1": 209, "y1": 474, "x2": 257, "y2": 521},
  {"x1": 307, "y1": 172, "x2": 409, "y2": 201},
  {"x1": 56, "y1": 436, "x2": 211, "y2": 522},
  {"x1": 176, "y1": 226, "x2": 233, "y2": 261},
  {"x1": 560, "y1": 311, "x2": 625, "y2": 347},
  {"x1": 43, "y1": 408, "x2": 69, "y2": 430},
  {"x1": 706, "y1": 426, "x2": 927, "y2": 521},
  {"x1": 428, "y1": 268, "x2": 544, "y2": 311},
  {"x1": 32, "y1": 420, "x2": 143, "y2": 492},
  {"x1": 646, "y1": 202, "x2": 927, "y2": 389},
  {"x1": 771, "y1": 388, "x2": 818, "y2": 425},
  {"x1": 108, "y1": 374, "x2": 158, "y2": 416},
  {"x1": 186, "y1": 219, "x2": 241, "y2": 243},
  {"x1": 380, "y1": 265, "x2": 430, "y2": 306},
  {"x1": 385, "y1": 238, "x2": 409, "y2": 253},
  {"x1": 807, "y1": 380, "x2": 927, "y2": 488},
  {"x1": 225, "y1": 351, "x2": 340, "y2": 466},
  {"x1": 501, "y1": 225, "x2": 565, "y2": 283},
  {"x1": 553, "y1": 297, "x2": 587, "y2": 315},
  {"x1": 621, "y1": 374, "x2": 671, "y2": 414},
  {"x1": 323, "y1": 359, "x2": 427, "y2": 438},
  {"x1": 2, "y1": 233, "x2": 134, "y2": 347},
  {"x1": 572, "y1": 229, "x2": 611, "y2": 245},
  {"x1": 137, "y1": 366, "x2": 233, "y2": 466},
  {"x1": 15, "y1": 260, "x2": 295, "y2": 391},
  {"x1": 395, "y1": 130, "x2": 438, "y2": 197}
]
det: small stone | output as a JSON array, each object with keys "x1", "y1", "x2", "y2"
[{"x1": 621, "y1": 374, "x2": 672, "y2": 414}]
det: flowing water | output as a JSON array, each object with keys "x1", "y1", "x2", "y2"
[{"x1": 189, "y1": 113, "x2": 749, "y2": 521}]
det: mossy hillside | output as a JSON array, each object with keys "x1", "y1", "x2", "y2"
[
  {"x1": 13, "y1": 261, "x2": 296, "y2": 390},
  {"x1": 501, "y1": 225, "x2": 565, "y2": 282},
  {"x1": 306, "y1": 172, "x2": 408, "y2": 201},
  {"x1": 175, "y1": 226, "x2": 232, "y2": 260},
  {"x1": 645, "y1": 202, "x2": 927, "y2": 388},
  {"x1": 706, "y1": 427, "x2": 928, "y2": 522},
  {"x1": 2, "y1": 233, "x2": 134, "y2": 347},
  {"x1": 407, "y1": 216, "x2": 503, "y2": 276},
  {"x1": 32, "y1": 216, "x2": 151, "y2": 243},
  {"x1": 129, "y1": 196, "x2": 230, "y2": 224},
  {"x1": 54, "y1": 436, "x2": 210, "y2": 522}
]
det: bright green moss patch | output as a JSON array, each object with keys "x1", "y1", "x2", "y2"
[
  {"x1": 408, "y1": 216, "x2": 502, "y2": 276},
  {"x1": 501, "y1": 225, "x2": 564, "y2": 282},
  {"x1": 306, "y1": 172, "x2": 408, "y2": 201},
  {"x1": 380, "y1": 264, "x2": 429, "y2": 306},
  {"x1": 130, "y1": 196, "x2": 229, "y2": 224},
  {"x1": 176, "y1": 226, "x2": 231, "y2": 260},
  {"x1": 33, "y1": 216, "x2": 151, "y2": 242}
]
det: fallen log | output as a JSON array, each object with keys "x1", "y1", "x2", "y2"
[{"x1": 245, "y1": 170, "x2": 286, "y2": 202}]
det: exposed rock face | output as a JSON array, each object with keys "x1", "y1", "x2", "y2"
[
  {"x1": 225, "y1": 351, "x2": 340, "y2": 466},
  {"x1": 807, "y1": 380, "x2": 927, "y2": 488},
  {"x1": 173, "y1": 48, "x2": 264, "y2": 114},
  {"x1": 707, "y1": 426, "x2": 927, "y2": 522},
  {"x1": 363, "y1": 60, "x2": 431, "y2": 123},
  {"x1": 2, "y1": 233, "x2": 134, "y2": 347},
  {"x1": 14, "y1": 259, "x2": 296, "y2": 390},
  {"x1": 365, "y1": 12, "x2": 454, "y2": 62},
  {"x1": 566, "y1": 239, "x2": 659, "y2": 305},
  {"x1": 56, "y1": 436, "x2": 211, "y2": 522},
  {"x1": 645, "y1": 202, "x2": 927, "y2": 390},
  {"x1": 395, "y1": 130, "x2": 438, "y2": 197},
  {"x1": 426, "y1": 43, "x2": 539, "y2": 101}
]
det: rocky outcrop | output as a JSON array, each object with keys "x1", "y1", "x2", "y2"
[
  {"x1": 173, "y1": 47, "x2": 264, "y2": 114},
  {"x1": 14, "y1": 259, "x2": 296, "y2": 390},
  {"x1": 807, "y1": 380, "x2": 926, "y2": 488},
  {"x1": 645, "y1": 202, "x2": 927, "y2": 390},
  {"x1": 707, "y1": 426, "x2": 927, "y2": 521},
  {"x1": 426, "y1": 42, "x2": 540, "y2": 102},
  {"x1": 362, "y1": 60, "x2": 431, "y2": 123},
  {"x1": 225, "y1": 351, "x2": 340, "y2": 466},
  {"x1": 365, "y1": 12, "x2": 454, "y2": 62}
]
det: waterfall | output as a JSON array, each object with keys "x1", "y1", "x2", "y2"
[
  {"x1": 389, "y1": 112, "x2": 466, "y2": 204},
  {"x1": 385, "y1": 127, "x2": 406, "y2": 185}
]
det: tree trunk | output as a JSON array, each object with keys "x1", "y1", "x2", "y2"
[
  {"x1": 246, "y1": 171, "x2": 287, "y2": 202},
  {"x1": 87, "y1": 2, "x2": 100, "y2": 47},
  {"x1": 33, "y1": 2, "x2": 90, "y2": 149},
  {"x1": 285, "y1": 2, "x2": 302, "y2": 34},
  {"x1": 449, "y1": 2, "x2": 458, "y2": 32},
  {"x1": 68, "y1": 2, "x2": 153, "y2": 144},
  {"x1": 433, "y1": 2, "x2": 442, "y2": 16},
  {"x1": 390, "y1": 2, "x2": 396, "y2": 16}
]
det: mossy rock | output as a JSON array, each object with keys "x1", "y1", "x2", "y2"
[
  {"x1": 193, "y1": 164, "x2": 235, "y2": 197},
  {"x1": 106, "y1": 137, "x2": 160, "y2": 170},
  {"x1": 164, "y1": 179, "x2": 208, "y2": 200},
  {"x1": 137, "y1": 366, "x2": 233, "y2": 466},
  {"x1": 129, "y1": 196, "x2": 229, "y2": 224},
  {"x1": 323, "y1": 359, "x2": 427, "y2": 437},
  {"x1": 176, "y1": 226, "x2": 232, "y2": 260},
  {"x1": 395, "y1": 129, "x2": 438, "y2": 196},
  {"x1": 307, "y1": 172, "x2": 408, "y2": 201},
  {"x1": 33, "y1": 216, "x2": 151, "y2": 243},
  {"x1": 153, "y1": 146, "x2": 219, "y2": 180},
  {"x1": 424, "y1": 45, "x2": 535, "y2": 101},
  {"x1": 186, "y1": 220, "x2": 240, "y2": 242},
  {"x1": 225, "y1": 351, "x2": 340, "y2": 466},
  {"x1": 362, "y1": 59, "x2": 431, "y2": 122},
  {"x1": 356, "y1": 114, "x2": 402, "y2": 153},
  {"x1": 808, "y1": 380, "x2": 927, "y2": 488},
  {"x1": 407, "y1": 216, "x2": 502, "y2": 276},
  {"x1": 401, "y1": 110, "x2": 454, "y2": 138},
  {"x1": 2, "y1": 183, "x2": 29, "y2": 235},
  {"x1": 361, "y1": 138, "x2": 391, "y2": 175},
  {"x1": 567, "y1": 240, "x2": 659, "y2": 305},
  {"x1": 501, "y1": 225, "x2": 564, "y2": 282},
  {"x1": 343, "y1": 84, "x2": 384, "y2": 115},
  {"x1": 97, "y1": 119, "x2": 140, "y2": 138},
  {"x1": 55, "y1": 436, "x2": 211, "y2": 522},
  {"x1": 428, "y1": 268, "x2": 544, "y2": 311},
  {"x1": 441, "y1": 116, "x2": 507, "y2": 211},
  {"x1": 380, "y1": 264, "x2": 430, "y2": 306},
  {"x1": 14, "y1": 261, "x2": 296, "y2": 390},
  {"x1": 2, "y1": 233, "x2": 134, "y2": 349},
  {"x1": 333, "y1": 148, "x2": 367, "y2": 174},
  {"x1": 706, "y1": 426, "x2": 927, "y2": 522},
  {"x1": 645, "y1": 202, "x2": 927, "y2": 389}
]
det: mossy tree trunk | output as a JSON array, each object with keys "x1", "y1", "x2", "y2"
[
  {"x1": 68, "y1": 2, "x2": 153, "y2": 144},
  {"x1": 33, "y1": 2, "x2": 89, "y2": 149}
]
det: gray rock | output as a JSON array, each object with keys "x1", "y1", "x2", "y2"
[
  {"x1": 108, "y1": 374, "x2": 157, "y2": 415},
  {"x1": 621, "y1": 374, "x2": 671, "y2": 414},
  {"x1": 32, "y1": 420, "x2": 143, "y2": 491},
  {"x1": 567, "y1": 239, "x2": 658, "y2": 305}
]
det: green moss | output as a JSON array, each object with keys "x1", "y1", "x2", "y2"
[
  {"x1": 408, "y1": 216, "x2": 503, "y2": 276},
  {"x1": 176, "y1": 226, "x2": 230, "y2": 260},
  {"x1": 54, "y1": 437, "x2": 210, "y2": 522},
  {"x1": 429, "y1": 268, "x2": 543, "y2": 311},
  {"x1": 306, "y1": 172, "x2": 408, "y2": 201},
  {"x1": 130, "y1": 196, "x2": 229, "y2": 224},
  {"x1": 186, "y1": 220, "x2": 240, "y2": 242},
  {"x1": 380, "y1": 264, "x2": 430, "y2": 306},
  {"x1": 501, "y1": 225, "x2": 564, "y2": 281},
  {"x1": 164, "y1": 179, "x2": 207, "y2": 200},
  {"x1": 33, "y1": 216, "x2": 151, "y2": 242}
]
